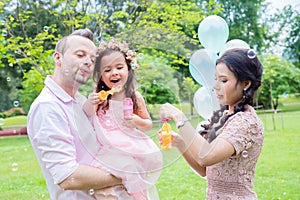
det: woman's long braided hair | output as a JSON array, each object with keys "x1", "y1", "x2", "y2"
[
  {"x1": 93, "y1": 39, "x2": 138, "y2": 113},
  {"x1": 200, "y1": 48, "x2": 263, "y2": 142}
]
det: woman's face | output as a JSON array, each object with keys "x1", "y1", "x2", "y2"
[
  {"x1": 99, "y1": 51, "x2": 129, "y2": 89},
  {"x1": 214, "y1": 62, "x2": 245, "y2": 112}
]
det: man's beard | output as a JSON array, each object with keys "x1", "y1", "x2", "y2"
[{"x1": 74, "y1": 72, "x2": 90, "y2": 85}]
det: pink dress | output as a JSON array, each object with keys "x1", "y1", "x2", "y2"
[
  {"x1": 206, "y1": 106, "x2": 264, "y2": 200},
  {"x1": 91, "y1": 100, "x2": 162, "y2": 200}
]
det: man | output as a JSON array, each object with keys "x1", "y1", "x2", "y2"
[{"x1": 27, "y1": 29, "x2": 122, "y2": 200}]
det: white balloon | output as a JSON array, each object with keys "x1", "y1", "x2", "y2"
[
  {"x1": 194, "y1": 87, "x2": 214, "y2": 119},
  {"x1": 219, "y1": 39, "x2": 250, "y2": 56}
]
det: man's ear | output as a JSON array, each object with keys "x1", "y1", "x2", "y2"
[{"x1": 54, "y1": 52, "x2": 62, "y2": 65}]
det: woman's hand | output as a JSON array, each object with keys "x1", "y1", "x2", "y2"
[{"x1": 160, "y1": 103, "x2": 185, "y2": 122}]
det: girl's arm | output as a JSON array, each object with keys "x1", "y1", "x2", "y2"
[
  {"x1": 123, "y1": 91, "x2": 152, "y2": 132},
  {"x1": 83, "y1": 92, "x2": 101, "y2": 117}
]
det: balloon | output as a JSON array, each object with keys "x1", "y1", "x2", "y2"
[
  {"x1": 219, "y1": 39, "x2": 250, "y2": 56},
  {"x1": 189, "y1": 49, "x2": 218, "y2": 88},
  {"x1": 194, "y1": 87, "x2": 214, "y2": 119},
  {"x1": 198, "y1": 15, "x2": 229, "y2": 53}
]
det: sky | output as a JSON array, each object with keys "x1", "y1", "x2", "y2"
[{"x1": 267, "y1": 0, "x2": 300, "y2": 11}]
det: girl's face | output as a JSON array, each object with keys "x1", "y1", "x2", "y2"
[
  {"x1": 214, "y1": 62, "x2": 245, "y2": 113},
  {"x1": 100, "y1": 51, "x2": 129, "y2": 89}
]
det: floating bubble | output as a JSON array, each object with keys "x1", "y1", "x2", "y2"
[
  {"x1": 11, "y1": 162, "x2": 18, "y2": 171},
  {"x1": 88, "y1": 188, "x2": 95, "y2": 195},
  {"x1": 0, "y1": 19, "x2": 5, "y2": 26},
  {"x1": 242, "y1": 150, "x2": 248, "y2": 158},
  {"x1": 2, "y1": 29, "x2": 7, "y2": 36},
  {"x1": 138, "y1": 53, "x2": 144, "y2": 59},
  {"x1": 13, "y1": 100, "x2": 19, "y2": 107},
  {"x1": 0, "y1": 118, "x2": 4, "y2": 126},
  {"x1": 43, "y1": 26, "x2": 49, "y2": 32},
  {"x1": 6, "y1": 77, "x2": 11, "y2": 81},
  {"x1": 186, "y1": 53, "x2": 191, "y2": 59},
  {"x1": 64, "y1": 69, "x2": 70, "y2": 76}
]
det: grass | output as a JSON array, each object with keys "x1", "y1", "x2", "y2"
[
  {"x1": 1, "y1": 115, "x2": 27, "y2": 127},
  {"x1": 0, "y1": 108, "x2": 300, "y2": 199}
]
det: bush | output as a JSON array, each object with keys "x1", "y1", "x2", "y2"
[{"x1": 0, "y1": 107, "x2": 26, "y2": 118}]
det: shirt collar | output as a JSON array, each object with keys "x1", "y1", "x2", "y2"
[{"x1": 45, "y1": 75, "x2": 77, "y2": 103}]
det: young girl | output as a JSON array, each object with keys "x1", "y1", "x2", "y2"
[
  {"x1": 83, "y1": 39, "x2": 162, "y2": 200},
  {"x1": 159, "y1": 48, "x2": 264, "y2": 199}
]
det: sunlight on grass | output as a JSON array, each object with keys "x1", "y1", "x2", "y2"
[{"x1": 0, "y1": 111, "x2": 299, "y2": 199}]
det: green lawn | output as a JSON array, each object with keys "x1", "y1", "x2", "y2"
[{"x1": 0, "y1": 111, "x2": 300, "y2": 199}]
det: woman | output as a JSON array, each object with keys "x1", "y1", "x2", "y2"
[{"x1": 160, "y1": 48, "x2": 264, "y2": 199}]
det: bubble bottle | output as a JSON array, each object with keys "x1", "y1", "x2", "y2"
[
  {"x1": 159, "y1": 119, "x2": 172, "y2": 151},
  {"x1": 123, "y1": 98, "x2": 133, "y2": 116}
]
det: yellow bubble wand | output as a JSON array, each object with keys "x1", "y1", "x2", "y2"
[{"x1": 98, "y1": 85, "x2": 122, "y2": 101}]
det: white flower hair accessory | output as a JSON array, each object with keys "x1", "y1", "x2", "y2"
[{"x1": 98, "y1": 38, "x2": 139, "y2": 70}]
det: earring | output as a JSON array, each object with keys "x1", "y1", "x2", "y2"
[{"x1": 243, "y1": 88, "x2": 247, "y2": 99}]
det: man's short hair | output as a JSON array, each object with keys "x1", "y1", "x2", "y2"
[{"x1": 55, "y1": 28, "x2": 94, "y2": 54}]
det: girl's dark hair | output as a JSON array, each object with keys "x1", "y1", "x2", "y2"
[
  {"x1": 200, "y1": 48, "x2": 263, "y2": 142},
  {"x1": 93, "y1": 40, "x2": 137, "y2": 113}
]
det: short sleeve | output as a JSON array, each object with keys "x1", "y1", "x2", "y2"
[
  {"x1": 218, "y1": 112, "x2": 259, "y2": 155},
  {"x1": 29, "y1": 102, "x2": 78, "y2": 184}
]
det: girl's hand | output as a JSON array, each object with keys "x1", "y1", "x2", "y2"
[
  {"x1": 87, "y1": 92, "x2": 107, "y2": 106},
  {"x1": 122, "y1": 114, "x2": 140, "y2": 128},
  {"x1": 160, "y1": 103, "x2": 185, "y2": 122}
]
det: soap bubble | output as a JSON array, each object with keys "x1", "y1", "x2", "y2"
[
  {"x1": 43, "y1": 26, "x2": 49, "y2": 32},
  {"x1": 88, "y1": 189, "x2": 95, "y2": 195},
  {"x1": 13, "y1": 100, "x2": 19, "y2": 107},
  {"x1": 11, "y1": 162, "x2": 19, "y2": 171},
  {"x1": 242, "y1": 150, "x2": 248, "y2": 158},
  {"x1": 2, "y1": 29, "x2": 7, "y2": 36}
]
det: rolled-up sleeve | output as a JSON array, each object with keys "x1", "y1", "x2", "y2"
[{"x1": 30, "y1": 101, "x2": 78, "y2": 184}]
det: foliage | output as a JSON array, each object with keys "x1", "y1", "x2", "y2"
[
  {"x1": 281, "y1": 6, "x2": 300, "y2": 68},
  {"x1": 137, "y1": 54, "x2": 180, "y2": 103},
  {"x1": 0, "y1": 107, "x2": 25, "y2": 118},
  {"x1": 18, "y1": 68, "x2": 46, "y2": 113},
  {"x1": 180, "y1": 77, "x2": 200, "y2": 115},
  {"x1": 259, "y1": 55, "x2": 300, "y2": 109},
  {"x1": 216, "y1": 0, "x2": 270, "y2": 52}
]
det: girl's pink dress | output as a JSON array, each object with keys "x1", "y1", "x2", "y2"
[{"x1": 91, "y1": 100, "x2": 162, "y2": 200}]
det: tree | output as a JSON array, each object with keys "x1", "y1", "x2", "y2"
[
  {"x1": 180, "y1": 77, "x2": 199, "y2": 115},
  {"x1": 216, "y1": 0, "x2": 271, "y2": 53},
  {"x1": 259, "y1": 55, "x2": 300, "y2": 110},
  {"x1": 281, "y1": 6, "x2": 300, "y2": 68},
  {"x1": 137, "y1": 54, "x2": 179, "y2": 104}
]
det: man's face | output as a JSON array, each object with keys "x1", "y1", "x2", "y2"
[{"x1": 59, "y1": 36, "x2": 97, "y2": 86}]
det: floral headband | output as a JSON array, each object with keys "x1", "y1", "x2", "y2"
[{"x1": 98, "y1": 38, "x2": 139, "y2": 70}]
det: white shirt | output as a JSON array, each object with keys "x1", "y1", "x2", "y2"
[{"x1": 27, "y1": 76, "x2": 99, "y2": 200}]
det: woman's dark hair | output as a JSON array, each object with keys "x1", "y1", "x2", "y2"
[
  {"x1": 93, "y1": 39, "x2": 137, "y2": 113},
  {"x1": 200, "y1": 48, "x2": 263, "y2": 142}
]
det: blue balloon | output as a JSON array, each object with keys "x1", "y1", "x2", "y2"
[
  {"x1": 198, "y1": 15, "x2": 229, "y2": 53},
  {"x1": 189, "y1": 49, "x2": 218, "y2": 88}
]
